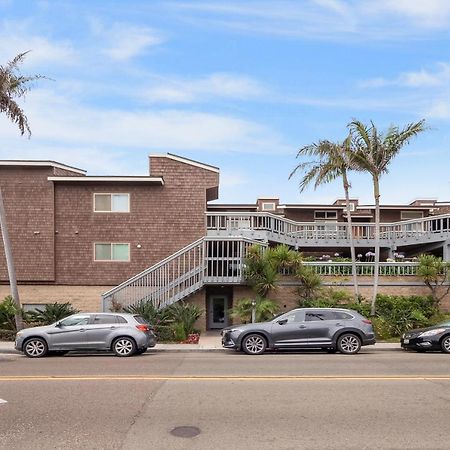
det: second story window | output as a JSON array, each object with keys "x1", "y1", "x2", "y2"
[
  {"x1": 314, "y1": 210, "x2": 337, "y2": 220},
  {"x1": 94, "y1": 193, "x2": 129, "y2": 212},
  {"x1": 262, "y1": 202, "x2": 276, "y2": 211}
]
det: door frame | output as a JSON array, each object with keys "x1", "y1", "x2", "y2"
[{"x1": 207, "y1": 294, "x2": 230, "y2": 329}]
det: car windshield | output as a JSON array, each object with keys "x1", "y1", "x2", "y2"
[{"x1": 437, "y1": 321, "x2": 450, "y2": 327}]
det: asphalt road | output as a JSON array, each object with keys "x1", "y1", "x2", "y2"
[{"x1": 1, "y1": 350, "x2": 450, "y2": 450}]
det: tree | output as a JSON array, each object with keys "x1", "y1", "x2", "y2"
[
  {"x1": 417, "y1": 254, "x2": 450, "y2": 306},
  {"x1": 349, "y1": 119, "x2": 427, "y2": 315},
  {"x1": 0, "y1": 52, "x2": 46, "y2": 330},
  {"x1": 290, "y1": 136, "x2": 360, "y2": 299}
]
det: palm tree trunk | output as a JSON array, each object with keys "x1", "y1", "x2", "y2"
[
  {"x1": 0, "y1": 188, "x2": 23, "y2": 330},
  {"x1": 342, "y1": 173, "x2": 359, "y2": 300},
  {"x1": 371, "y1": 177, "x2": 380, "y2": 316}
]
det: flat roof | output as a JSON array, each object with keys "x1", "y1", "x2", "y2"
[
  {"x1": 0, "y1": 160, "x2": 86, "y2": 174},
  {"x1": 48, "y1": 176, "x2": 164, "y2": 185}
]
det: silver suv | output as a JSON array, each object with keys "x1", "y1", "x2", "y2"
[
  {"x1": 15, "y1": 313, "x2": 156, "y2": 357},
  {"x1": 222, "y1": 307, "x2": 376, "y2": 355}
]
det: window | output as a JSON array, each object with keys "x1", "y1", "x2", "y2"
[
  {"x1": 401, "y1": 211, "x2": 423, "y2": 220},
  {"x1": 93, "y1": 315, "x2": 120, "y2": 324},
  {"x1": 59, "y1": 315, "x2": 90, "y2": 326},
  {"x1": 314, "y1": 211, "x2": 337, "y2": 220},
  {"x1": 306, "y1": 311, "x2": 335, "y2": 321},
  {"x1": 332, "y1": 311, "x2": 354, "y2": 320},
  {"x1": 94, "y1": 193, "x2": 129, "y2": 212},
  {"x1": 262, "y1": 202, "x2": 276, "y2": 211},
  {"x1": 23, "y1": 303, "x2": 49, "y2": 312},
  {"x1": 348, "y1": 203, "x2": 355, "y2": 212},
  {"x1": 95, "y1": 243, "x2": 130, "y2": 261}
]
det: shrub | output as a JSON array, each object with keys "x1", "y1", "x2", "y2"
[
  {"x1": 229, "y1": 296, "x2": 279, "y2": 323},
  {"x1": 0, "y1": 296, "x2": 20, "y2": 331},
  {"x1": 28, "y1": 302, "x2": 79, "y2": 325},
  {"x1": 123, "y1": 300, "x2": 171, "y2": 327},
  {"x1": 166, "y1": 301, "x2": 203, "y2": 337}
]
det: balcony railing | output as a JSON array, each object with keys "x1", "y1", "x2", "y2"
[
  {"x1": 206, "y1": 212, "x2": 450, "y2": 246},
  {"x1": 302, "y1": 262, "x2": 419, "y2": 276}
]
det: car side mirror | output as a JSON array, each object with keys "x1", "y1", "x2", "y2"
[
  {"x1": 55, "y1": 322, "x2": 62, "y2": 327},
  {"x1": 277, "y1": 319, "x2": 288, "y2": 325}
]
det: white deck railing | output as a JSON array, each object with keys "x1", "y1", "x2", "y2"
[
  {"x1": 206, "y1": 212, "x2": 450, "y2": 244},
  {"x1": 302, "y1": 261, "x2": 419, "y2": 276}
]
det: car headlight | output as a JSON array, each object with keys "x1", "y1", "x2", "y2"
[
  {"x1": 419, "y1": 328, "x2": 446, "y2": 338},
  {"x1": 16, "y1": 331, "x2": 23, "y2": 337},
  {"x1": 224, "y1": 328, "x2": 241, "y2": 334}
]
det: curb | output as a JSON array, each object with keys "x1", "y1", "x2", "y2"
[{"x1": 0, "y1": 346, "x2": 401, "y2": 355}]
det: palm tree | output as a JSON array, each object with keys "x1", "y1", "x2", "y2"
[
  {"x1": 349, "y1": 119, "x2": 427, "y2": 315},
  {"x1": 0, "y1": 52, "x2": 45, "y2": 330},
  {"x1": 290, "y1": 136, "x2": 360, "y2": 300}
]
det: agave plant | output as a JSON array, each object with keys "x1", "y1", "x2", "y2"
[
  {"x1": 123, "y1": 300, "x2": 171, "y2": 326},
  {"x1": 0, "y1": 295, "x2": 22, "y2": 331},
  {"x1": 166, "y1": 301, "x2": 203, "y2": 337},
  {"x1": 29, "y1": 302, "x2": 79, "y2": 325}
]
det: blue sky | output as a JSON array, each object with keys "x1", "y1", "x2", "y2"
[{"x1": 1, "y1": 0, "x2": 450, "y2": 205}]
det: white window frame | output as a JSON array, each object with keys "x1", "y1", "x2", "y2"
[
  {"x1": 314, "y1": 210, "x2": 337, "y2": 220},
  {"x1": 93, "y1": 193, "x2": 130, "y2": 213},
  {"x1": 261, "y1": 202, "x2": 276, "y2": 211},
  {"x1": 348, "y1": 203, "x2": 355, "y2": 212},
  {"x1": 94, "y1": 243, "x2": 130, "y2": 262}
]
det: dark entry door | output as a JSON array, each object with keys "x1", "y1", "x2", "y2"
[{"x1": 208, "y1": 295, "x2": 229, "y2": 329}]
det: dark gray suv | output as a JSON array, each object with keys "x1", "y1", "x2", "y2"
[
  {"x1": 222, "y1": 308, "x2": 376, "y2": 355},
  {"x1": 15, "y1": 313, "x2": 156, "y2": 358}
]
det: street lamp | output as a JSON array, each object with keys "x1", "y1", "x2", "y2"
[{"x1": 251, "y1": 299, "x2": 256, "y2": 323}]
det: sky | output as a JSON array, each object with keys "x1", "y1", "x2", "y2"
[{"x1": 0, "y1": 0, "x2": 450, "y2": 205}]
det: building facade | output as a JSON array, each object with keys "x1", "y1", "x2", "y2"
[{"x1": 2, "y1": 154, "x2": 450, "y2": 330}]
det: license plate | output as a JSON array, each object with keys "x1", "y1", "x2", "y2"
[{"x1": 403, "y1": 339, "x2": 409, "y2": 344}]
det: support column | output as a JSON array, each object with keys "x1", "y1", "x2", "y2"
[{"x1": 443, "y1": 240, "x2": 450, "y2": 261}]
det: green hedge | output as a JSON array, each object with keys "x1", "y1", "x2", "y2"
[{"x1": 298, "y1": 293, "x2": 446, "y2": 339}]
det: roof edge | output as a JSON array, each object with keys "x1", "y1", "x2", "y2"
[
  {"x1": 149, "y1": 153, "x2": 219, "y2": 173},
  {"x1": 0, "y1": 160, "x2": 86, "y2": 174}
]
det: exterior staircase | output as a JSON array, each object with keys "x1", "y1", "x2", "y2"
[{"x1": 101, "y1": 236, "x2": 264, "y2": 312}]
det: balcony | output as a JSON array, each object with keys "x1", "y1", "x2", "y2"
[{"x1": 206, "y1": 212, "x2": 450, "y2": 248}]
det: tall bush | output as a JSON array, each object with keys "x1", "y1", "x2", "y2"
[
  {"x1": 229, "y1": 296, "x2": 279, "y2": 323},
  {"x1": 28, "y1": 302, "x2": 79, "y2": 325}
]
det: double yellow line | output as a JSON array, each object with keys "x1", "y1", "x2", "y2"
[{"x1": 1, "y1": 375, "x2": 450, "y2": 381}]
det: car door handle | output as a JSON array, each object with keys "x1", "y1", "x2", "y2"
[
  {"x1": 79, "y1": 328, "x2": 85, "y2": 332},
  {"x1": 110, "y1": 326, "x2": 116, "y2": 330},
  {"x1": 299, "y1": 325, "x2": 307, "y2": 328},
  {"x1": 335, "y1": 323, "x2": 343, "y2": 326}
]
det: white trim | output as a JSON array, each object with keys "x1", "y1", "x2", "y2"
[
  {"x1": 48, "y1": 176, "x2": 164, "y2": 184},
  {"x1": 93, "y1": 193, "x2": 130, "y2": 213},
  {"x1": 150, "y1": 153, "x2": 219, "y2": 173},
  {"x1": 0, "y1": 160, "x2": 85, "y2": 174},
  {"x1": 94, "y1": 242, "x2": 130, "y2": 262}
]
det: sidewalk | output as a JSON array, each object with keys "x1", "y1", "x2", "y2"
[{"x1": 0, "y1": 332, "x2": 400, "y2": 355}]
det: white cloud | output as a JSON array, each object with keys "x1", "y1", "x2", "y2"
[
  {"x1": 0, "y1": 88, "x2": 292, "y2": 159},
  {"x1": 173, "y1": 0, "x2": 450, "y2": 40},
  {"x1": 89, "y1": 19, "x2": 164, "y2": 61},
  {"x1": 0, "y1": 21, "x2": 76, "y2": 67},
  {"x1": 144, "y1": 73, "x2": 266, "y2": 103},
  {"x1": 361, "y1": 63, "x2": 450, "y2": 89}
]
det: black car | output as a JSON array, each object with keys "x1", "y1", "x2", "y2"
[
  {"x1": 401, "y1": 321, "x2": 450, "y2": 353},
  {"x1": 221, "y1": 307, "x2": 376, "y2": 355}
]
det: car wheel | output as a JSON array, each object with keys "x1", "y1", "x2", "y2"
[
  {"x1": 337, "y1": 334, "x2": 361, "y2": 355},
  {"x1": 112, "y1": 337, "x2": 136, "y2": 357},
  {"x1": 242, "y1": 334, "x2": 267, "y2": 355},
  {"x1": 23, "y1": 338, "x2": 48, "y2": 358},
  {"x1": 440, "y1": 336, "x2": 450, "y2": 353}
]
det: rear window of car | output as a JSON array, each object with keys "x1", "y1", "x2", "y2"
[
  {"x1": 93, "y1": 315, "x2": 119, "y2": 325},
  {"x1": 134, "y1": 315, "x2": 149, "y2": 325},
  {"x1": 333, "y1": 311, "x2": 354, "y2": 320},
  {"x1": 306, "y1": 311, "x2": 335, "y2": 321}
]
